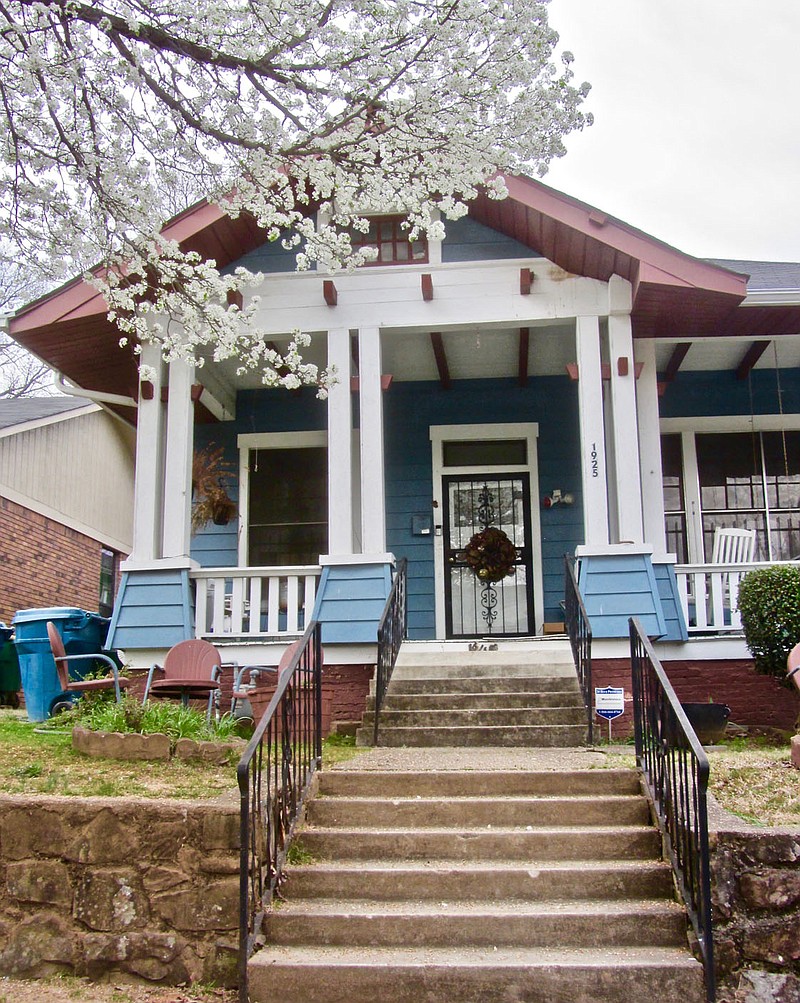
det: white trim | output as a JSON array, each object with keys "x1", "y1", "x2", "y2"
[
  {"x1": 0, "y1": 483, "x2": 131, "y2": 553},
  {"x1": 0, "y1": 401, "x2": 97, "y2": 440},
  {"x1": 121, "y1": 556, "x2": 198, "y2": 572},
  {"x1": 319, "y1": 553, "x2": 395, "y2": 566},
  {"x1": 359, "y1": 326, "x2": 386, "y2": 552},
  {"x1": 429, "y1": 422, "x2": 543, "y2": 639},
  {"x1": 237, "y1": 430, "x2": 328, "y2": 449},
  {"x1": 327, "y1": 326, "x2": 354, "y2": 554},
  {"x1": 608, "y1": 311, "x2": 643, "y2": 543},
  {"x1": 236, "y1": 429, "x2": 328, "y2": 567},
  {"x1": 742, "y1": 289, "x2": 800, "y2": 306},
  {"x1": 576, "y1": 315, "x2": 609, "y2": 545},
  {"x1": 575, "y1": 543, "x2": 653, "y2": 557},
  {"x1": 162, "y1": 357, "x2": 195, "y2": 560},
  {"x1": 661, "y1": 414, "x2": 800, "y2": 433},
  {"x1": 635, "y1": 340, "x2": 667, "y2": 556}
]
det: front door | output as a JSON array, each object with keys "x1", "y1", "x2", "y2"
[{"x1": 443, "y1": 474, "x2": 534, "y2": 638}]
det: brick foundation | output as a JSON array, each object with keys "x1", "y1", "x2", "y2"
[
  {"x1": 592, "y1": 658, "x2": 800, "y2": 737},
  {"x1": 0, "y1": 496, "x2": 121, "y2": 624}
]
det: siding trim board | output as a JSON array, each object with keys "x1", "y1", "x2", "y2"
[{"x1": 107, "y1": 569, "x2": 194, "y2": 649}]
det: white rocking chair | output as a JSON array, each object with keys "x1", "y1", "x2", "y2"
[
  {"x1": 711, "y1": 526, "x2": 756, "y2": 564},
  {"x1": 706, "y1": 527, "x2": 756, "y2": 630}
]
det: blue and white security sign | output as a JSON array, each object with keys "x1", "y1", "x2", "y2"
[{"x1": 595, "y1": 686, "x2": 625, "y2": 721}]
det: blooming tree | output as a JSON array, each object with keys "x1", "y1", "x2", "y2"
[{"x1": 0, "y1": 0, "x2": 590, "y2": 391}]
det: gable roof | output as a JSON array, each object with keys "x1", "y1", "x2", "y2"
[
  {"x1": 8, "y1": 175, "x2": 800, "y2": 418},
  {"x1": 0, "y1": 396, "x2": 89, "y2": 432}
]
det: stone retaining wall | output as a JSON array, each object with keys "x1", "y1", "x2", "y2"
[
  {"x1": 711, "y1": 820, "x2": 800, "y2": 1002},
  {"x1": 0, "y1": 794, "x2": 239, "y2": 985}
]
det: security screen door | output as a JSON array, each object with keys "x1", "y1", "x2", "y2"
[{"x1": 442, "y1": 474, "x2": 534, "y2": 638}]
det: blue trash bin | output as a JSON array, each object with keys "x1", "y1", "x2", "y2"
[{"x1": 12, "y1": 607, "x2": 111, "y2": 721}]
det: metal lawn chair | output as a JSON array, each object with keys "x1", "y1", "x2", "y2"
[
  {"x1": 46, "y1": 620, "x2": 129, "y2": 710},
  {"x1": 143, "y1": 639, "x2": 225, "y2": 723}
]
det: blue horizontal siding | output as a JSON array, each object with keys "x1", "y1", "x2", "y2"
[
  {"x1": 578, "y1": 554, "x2": 666, "y2": 640},
  {"x1": 107, "y1": 570, "x2": 193, "y2": 649},
  {"x1": 660, "y1": 368, "x2": 800, "y2": 418},
  {"x1": 384, "y1": 376, "x2": 583, "y2": 638},
  {"x1": 442, "y1": 217, "x2": 538, "y2": 262},
  {"x1": 653, "y1": 562, "x2": 688, "y2": 642},
  {"x1": 312, "y1": 563, "x2": 392, "y2": 645}
]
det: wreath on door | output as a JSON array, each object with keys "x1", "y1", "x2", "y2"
[{"x1": 463, "y1": 526, "x2": 518, "y2": 583}]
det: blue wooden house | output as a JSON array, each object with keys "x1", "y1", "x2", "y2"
[{"x1": 9, "y1": 176, "x2": 800, "y2": 709}]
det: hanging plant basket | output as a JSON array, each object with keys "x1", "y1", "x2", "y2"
[
  {"x1": 192, "y1": 446, "x2": 237, "y2": 531},
  {"x1": 463, "y1": 526, "x2": 518, "y2": 583},
  {"x1": 210, "y1": 494, "x2": 237, "y2": 526}
]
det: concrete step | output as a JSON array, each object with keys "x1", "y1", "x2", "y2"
[
  {"x1": 316, "y1": 769, "x2": 642, "y2": 798},
  {"x1": 306, "y1": 794, "x2": 650, "y2": 828},
  {"x1": 361, "y1": 706, "x2": 587, "y2": 729},
  {"x1": 283, "y1": 859, "x2": 675, "y2": 901},
  {"x1": 265, "y1": 898, "x2": 689, "y2": 948},
  {"x1": 389, "y1": 662, "x2": 577, "y2": 680},
  {"x1": 377, "y1": 690, "x2": 585, "y2": 710},
  {"x1": 248, "y1": 944, "x2": 706, "y2": 1003},
  {"x1": 359, "y1": 723, "x2": 588, "y2": 746},
  {"x1": 380, "y1": 674, "x2": 581, "y2": 695},
  {"x1": 296, "y1": 825, "x2": 661, "y2": 862}
]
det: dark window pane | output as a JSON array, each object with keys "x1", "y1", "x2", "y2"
[
  {"x1": 697, "y1": 433, "x2": 764, "y2": 509},
  {"x1": 771, "y1": 512, "x2": 800, "y2": 561},
  {"x1": 443, "y1": 439, "x2": 527, "y2": 467},
  {"x1": 661, "y1": 434, "x2": 684, "y2": 513},
  {"x1": 248, "y1": 447, "x2": 327, "y2": 565},
  {"x1": 665, "y1": 514, "x2": 687, "y2": 563},
  {"x1": 763, "y1": 431, "x2": 800, "y2": 508}
]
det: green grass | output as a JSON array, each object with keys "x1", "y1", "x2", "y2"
[{"x1": 0, "y1": 709, "x2": 239, "y2": 799}]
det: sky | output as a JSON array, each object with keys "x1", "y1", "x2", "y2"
[{"x1": 543, "y1": 0, "x2": 800, "y2": 263}]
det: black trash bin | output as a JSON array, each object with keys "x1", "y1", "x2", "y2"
[
  {"x1": 12, "y1": 607, "x2": 111, "y2": 721},
  {"x1": 0, "y1": 623, "x2": 21, "y2": 708}
]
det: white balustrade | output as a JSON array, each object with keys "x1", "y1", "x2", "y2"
[
  {"x1": 191, "y1": 566, "x2": 321, "y2": 638},
  {"x1": 674, "y1": 560, "x2": 796, "y2": 633}
]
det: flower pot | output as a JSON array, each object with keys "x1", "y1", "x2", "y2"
[{"x1": 680, "y1": 702, "x2": 731, "y2": 745}]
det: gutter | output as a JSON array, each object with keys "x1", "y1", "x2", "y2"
[{"x1": 53, "y1": 371, "x2": 138, "y2": 410}]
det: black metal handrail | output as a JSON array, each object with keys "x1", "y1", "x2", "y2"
[
  {"x1": 564, "y1": 555, "x2": 593, "y2": 744},
  {"x1": 629, "y1": 617, "x2": 715, "y2": 1003},
  {"x1": 373, "y1": 557, "x2": 408, "y2": 745},
  {"x1": 237, "y1": 620, "x2": 323, "y2": 1003}
]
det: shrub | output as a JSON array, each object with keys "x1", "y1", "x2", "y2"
[
  {"x1": 61, "y1": 694, "x2": 241, "y2": 745},
  {"x1": 737, "y1": 564, "x2": 800, "y2": 682}
]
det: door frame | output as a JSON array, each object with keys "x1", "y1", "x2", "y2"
[{"x1": 430, "y1": 423, "x2": 543, "y2": 639}]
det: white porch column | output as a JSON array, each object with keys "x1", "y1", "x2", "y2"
[
  {"x1": 327, "y1": 327, "x2": 354, "y2": 554},
  {"x1": 161, "y1": 356, "x2": 195, "y2": 559},
  {"x1": 358, "y1": 326, "x2": 386, "y2": 552},
  {"x1": 608, "y1": 294, "x2": 644, "y2": 544},
  {"x1": 130, "y1": 343, "x2": 165, "y2": 562},
  {"x1": 635, "y1": 338, "x2": 667, "y2": 555},
  {"x1": 576, "y1": 315, "x2": 609, "y2": 545}
]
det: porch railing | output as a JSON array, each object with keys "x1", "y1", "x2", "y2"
[
  {"x1": 192, "y1": 565, "x2": 321, "y2": 638},
  {"x1": 629, "y1": 617, "x2": 715, "y2": 1003},
  {"x1": 564, "y1": 556, "x2": 593, "y2": 745},
  {"x1": 373, "y1": 557, "x2": 408, "y2": 746},
  {"x1": 237, "y1": 619, "x2": 323, "y2": 1003}
]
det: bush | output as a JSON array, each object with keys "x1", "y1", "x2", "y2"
[
  {"x1": 737, "y1": 564, "x2": 800, "y2": 681},
  {"x1": 58, "y1": 694, "x2": 241, "y2": 744}
]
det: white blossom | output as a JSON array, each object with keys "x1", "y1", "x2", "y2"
[{"x1": 0, "y1": 0, "x2": 591, "y2": 389}]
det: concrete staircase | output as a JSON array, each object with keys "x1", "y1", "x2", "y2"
[
  {"x1": 248, "y1": 766, "x2": 706, "y2": 1003},
  {"x1": 357, "y1": 641, "x2": 588, "y2": 747}
]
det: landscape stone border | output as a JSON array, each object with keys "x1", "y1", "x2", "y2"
[{"x1": 71, "y1": 725, "x2": 245, "y2": 763}]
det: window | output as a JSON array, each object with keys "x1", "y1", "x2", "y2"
[
  {"x1": 98, "y1": 549, "x2": 117, "y2": 617},
  {"x1": 661, "y1": 434, "x2": 687, "y2": 562},
  {"x1": 350, "y1": 215, "x2": 428, "y2": 266},
  {"x1": 247, "y1": 447, "x2": 328, "y2": 566},
  {"x1": 662, "y1": 429, "x2": 800, "y2": 562}
]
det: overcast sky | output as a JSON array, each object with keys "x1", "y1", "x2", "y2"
[{"x1": 542, "y1": 0, "x2": 800, "y2": 263}]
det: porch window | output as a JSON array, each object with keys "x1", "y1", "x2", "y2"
[
  {"x1": 247, "y1": 447, "x2": 328, "y2": 566},
  {"x1": 350, "y1": 215, "x2": 428, "y2": 266},
  {"x1": 661, "y1": 434, "x2": 687, "y2": 562},
  {"x1": 98, "y1": 548, "x2": 118, "y2": 617},
  {"x1": 662, "y1": 430, "x2": 800, "y2": 562}
]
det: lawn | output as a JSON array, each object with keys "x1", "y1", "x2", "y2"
[{"x1": 0, "y1": 708, "x2": 361, "y2": 799}]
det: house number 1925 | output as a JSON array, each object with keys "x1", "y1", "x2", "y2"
[{"x1": 590, "y1": 443, "x2": 599, "y2": 477}]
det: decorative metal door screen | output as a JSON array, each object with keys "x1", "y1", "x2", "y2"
[{"x1": 443, "y1": 474, "x2": 534, "y2": 638}]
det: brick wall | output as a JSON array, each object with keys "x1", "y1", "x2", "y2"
[
  {"x1": 592, "y1": 658, "x2": 800, "y2": 737},
  {"x1": 0, "y1": 496, "x2": 111, "y2": 624}
]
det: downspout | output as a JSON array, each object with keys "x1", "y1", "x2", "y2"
[{"x1": 53, "y1": 371, "x2": 138, "y2": 410}]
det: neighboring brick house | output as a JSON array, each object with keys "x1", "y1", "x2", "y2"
[{"x1": 0, "y1": 397, "x2": 135, "y2": 624}]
